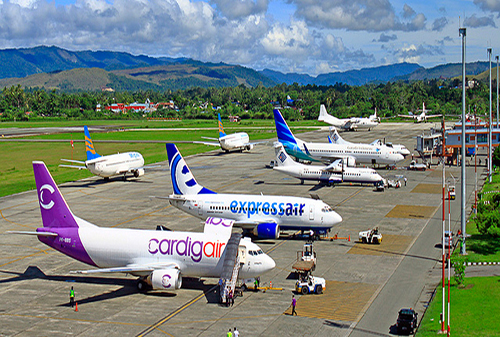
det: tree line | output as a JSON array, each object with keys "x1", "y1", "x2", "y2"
[{"x1": 0, "y1": 78, "x2": 496, "y2": 122}]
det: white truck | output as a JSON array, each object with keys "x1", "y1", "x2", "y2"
[
  {"x1": 409, "y1": 160, "x2": 427, "y2": 171},
  {"x1": 359, "y1": 227, "x2": 382, "y2": 244},
  {"x1": 295, "y1": 275, "x2": 326, "y2": 295}
]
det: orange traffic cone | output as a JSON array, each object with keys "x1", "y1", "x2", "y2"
[
  {"x1": 269, "y1": 281, "x2": 272, "y2": 288},
  {"x1": 75, "y1": 302, "x2": 78, "y2": 312},
  {"x1": 348, "y1": 235, "x2": 351, "y2": 242}
]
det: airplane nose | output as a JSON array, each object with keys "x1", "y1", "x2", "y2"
[
  {"x1": 332, "y1": 211, "x2": 343, "y2": 225},
  {"x1": 264, "y1": 254, "x2": 276, "y2": 272}
]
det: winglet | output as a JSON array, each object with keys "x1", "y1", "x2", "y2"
[
  {"x1": 166, "y1": 143, "x2": 216, "y2": 195},
  {"x1": 218, "y1": 113, "x2": 226, "y2": 138},
  {"x1": 84, "y1": 126, "x2": 101, "y2": 161}
]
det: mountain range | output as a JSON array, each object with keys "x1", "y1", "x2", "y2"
[{"x1": 0, "y1": 46, "x2": 492, "y2": 91}]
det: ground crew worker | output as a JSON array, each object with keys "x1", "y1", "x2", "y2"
[
  {"x1": 291, "y1": 295, "x2": 297, "y2": 316},
  {"x1": 69, "y1": 286, "x2": 75, "y2": 308},
  {"x1": 227, "y1": 328, "x2": 232, "y2": 337}
]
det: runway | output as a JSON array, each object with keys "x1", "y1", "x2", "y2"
[{"x1": 0, "y1": 122, "x2": 481, "y2": 336}]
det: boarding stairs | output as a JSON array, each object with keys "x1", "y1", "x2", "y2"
[{"x1": 219, "y1": 232, "x2": 242, "y2": 304}]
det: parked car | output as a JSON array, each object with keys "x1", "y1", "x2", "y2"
[{"x1": 396, "y1": 308, "x2": 418, "y2": 334}]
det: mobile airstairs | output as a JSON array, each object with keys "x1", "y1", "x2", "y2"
[{"x1": 219, "y1": 233, "x2": 243, "y2": 305}]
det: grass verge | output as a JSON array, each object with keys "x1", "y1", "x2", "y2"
[{"x1": 416, "y1": 276, "x2": 500, "y2": 336}]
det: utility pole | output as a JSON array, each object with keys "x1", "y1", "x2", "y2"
[
  {"x1": 488, "y1": 48, "x2": 493, "y2": 183},
  {"x1": 497, "y1": 56, "x2": 499, "y2": 127},
  {"x1": 441, "y1": 118, "x2": 446, "y2": 334},
  {"x1": 459, "y1": 27, "x2": 467, "y2": 255}
]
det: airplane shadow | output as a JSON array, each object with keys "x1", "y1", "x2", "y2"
[
  {"x1": 0, "y1": 267, "x2": 217, "y2": 305},
  {"x1": 59, "y1": 177, "x2": 154, "y2": 189}
]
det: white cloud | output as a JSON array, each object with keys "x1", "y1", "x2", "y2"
[
  {"x1": 211, "y1": 0, "x2": 268, "y2": 20},
  {"x1": 464, "y1": 14, "x2": 497, "y2": 28},
  {"x1": 474, "y1": 0, "x2": 500, "y2": 16},
  {"x1": 290, "y1": 0, "x2": 426, "y2": 32}
]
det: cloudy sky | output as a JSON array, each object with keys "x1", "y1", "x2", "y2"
[{"x1": 0, "y1": 0, "x2": 499, "y2": 75}]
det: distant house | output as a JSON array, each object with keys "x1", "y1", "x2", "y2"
[{"x1": 229, "y1": 115, "x2": 240, "y2": 122}]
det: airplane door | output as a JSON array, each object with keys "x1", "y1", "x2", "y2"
[
  {"x1": 309, "y1": 205, "x2": 314, "y2": 220},
  {"x1": 238, "y1": 245, "x2": 247, "y2": 264},
  {"x1": 198, "y1": 201, "x2": 203, "y2": 216}
]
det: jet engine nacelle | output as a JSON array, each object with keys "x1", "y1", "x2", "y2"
[
  {"x1": 252, "y1": 223, "x2": 280, "y2": 239},
  {"x1": 149, "y1": 269, "x2": 182, "y2": 290},
  {"x1": 134, "y1": 168, "x2": 145, "y2": 178},
  {"x1": 245, "y1": 144, "x2": 254, "y2": 151}
]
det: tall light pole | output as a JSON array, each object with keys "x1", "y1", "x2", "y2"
[
  {"x1": 459, "y1": 27, "x2": 467, "y2": 255},
  {"x1": 497, "y1": 56, "x2": 499, "y2": 127},
  {"x1": 488, "y1": 48, "x2": 493, "y2": 183}
]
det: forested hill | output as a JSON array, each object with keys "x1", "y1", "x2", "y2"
[{"x1": 260, "y1": 63, "x2": 423, "y2": 86}]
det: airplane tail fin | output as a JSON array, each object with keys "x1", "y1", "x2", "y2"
[
  {"x1": 274, "y1": 142, "x2": 297, "y2": 167},
  {"x1": 166, "y1": 143, "x2": 216, "y2": 195},
  {"x1": 218, "y1": 113, "x2": 226, "y2": 138},
  {"x1": 318, "y1": 104, "x2": 341, "y2": 124},
  {"x1": 329, "y1": 127, "x2": 350, "y2": 145},
  {"x1": 33, "y1": 161, "x2": 79, "y2": 228},
  {"x1": 84, "y1": 126, "x2": 101, "y2": 161},
  {"x1": 273, "y1": 109, "x2": 300, "y2": 147}
]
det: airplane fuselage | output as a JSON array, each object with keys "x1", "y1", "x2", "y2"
[
  {"x1": 273, "y1": 165, "x2": 383, "y2": 185},
  {"x1": 38, "y1": 221, "x2": 270, "y2": 279},
  {"x1": 219, "y1": 133, "x2": 251, "y2": 152},
  {"x1": 169, "y1": 193, "x2": 342, "y2": 233},
  {"x1": 85, "y1": 152, "x2": 144, "y2": 178}
]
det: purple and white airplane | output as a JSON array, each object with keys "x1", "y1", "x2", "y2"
[{"x1": 9, "y1": 162, "x2": 275, "y2": 291}]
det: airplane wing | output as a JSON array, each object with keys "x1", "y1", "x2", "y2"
[
  {"x1": 61, "y1": 159, "x2": 86, "y2": 165},
  {"x1": 115, "y1": 164, "x2": 163, "y2": 175},
  {"x1": 233, "y1": 219, "x2": 278, "y2": 229},
  {"x1": 201, "y1": 136, "x2": 219, "y2": 141},
  {"x1": 70, "y1": 262, "x2": 179, "y2": 274},
  {"x1": 192, "y1": 140, "x2": 221, "y2": 147},
  {"x1": 398, "y1": 114, "x2": 415, "y2": 119},
  {"x1": 59, "y1": 164, "x2": 87, "y2": 170},
  {"x1": 425, "y1": 114, "x2": 442, "y2": 118}
]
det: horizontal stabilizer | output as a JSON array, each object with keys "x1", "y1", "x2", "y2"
[
  {"x1": 201, "y1": 136, "x2": 219, "y2": 141},
  {"x1": 193, "y1": 141, "x2": 220, "y2": 147},
  {"x1": 7, "y1": 231, "x2": 58, "y2": 237}
]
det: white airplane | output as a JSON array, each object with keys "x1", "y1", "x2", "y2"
[
  {"x1": 398, "y1": 102, "x2": 441, "y2": 123},
  {"x1": 273, "y1": 143, "x2": 384, "y2": 186},
  {"x1": 9, "y1": 161, "x2": 275, "y2": 291},
  {"x1": 274, "y1": 109, "x2": 404, "y2": 166},
  {"x1": 60, "y1": 126, "x2": 148, "y2": 180},
  {"x1": 194, "y1": 113, "x2": 261, "y2": 152},
  {"x1": 166, "y1": 143, "x2": 343, "y2": 238},
  {"x1": 318, "y1": 104, "x2": 379, "y2": 131},
  {"x1": 328, "y1": 127, "x2": 411, "y2": 158}
]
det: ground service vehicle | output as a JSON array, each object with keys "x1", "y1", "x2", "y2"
[
  {"x1": 359, "y1": 227, "x2": 382, "y2": 244},
  {"x1": 295, "y1": 275, "x2": 326, "y2": 295},
  {"x1": 409, "y1": 160, "x2": 427, "y2": 171},
  {"x1": 396, "y1": 308, "x2": 418, "y2": 334}
]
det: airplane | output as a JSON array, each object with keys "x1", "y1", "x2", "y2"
[
  {"x1": 273, "y1": 142, "x2": 384, "y2": 186},
  {"x1": 398, "y1": 102, "x2": 442, "y2": 123},
  {"x1": 328, "y1": 127, "x2": 411, "y2": 158},
  {"x1": 165, "y1": 143, "x2": 343, "y2": 238},
  {"x1": 60, "y1": 126, "x2": 148, "y2": 180},
  {"x1": 194, "y1": 113, "x2": 262, "y2": 152},
  {"x1": 9, "y1": 161, "x2": 275, "y2": 291},
  {"x1": 274, "y1": 109, "x2": 404, "y2": 166},
  {"x1": 318, "y1": 104, "x2": 379, "y2": 131}
]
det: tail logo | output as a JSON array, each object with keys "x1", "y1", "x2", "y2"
[
  {"x1": 278, "y1": 151, "x2": 287, "y2": 163},
  {"x1": 39, "y1": 184, "x2": 55, "y2": 210}
]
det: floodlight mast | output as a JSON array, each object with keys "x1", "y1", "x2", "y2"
[
  {"x1": 488, "y1": 48, "x2": 493, "y2": 184},
  {"x1": 459, "y1": 27, "x2": 467, "y2": 255}
]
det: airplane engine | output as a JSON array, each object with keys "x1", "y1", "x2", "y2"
[
  {"x1": 246, "y1": 144, "x2": 254, "y2": 151},
  {"x1": 252, "y1": 223, "x2": 280, "y2": 239},
  {"x1": 149, "y1": 269, "x2": 182, "y2": 290},
  {"x1": 134, "y1": 168, "x2": 145, "y2": 178}
]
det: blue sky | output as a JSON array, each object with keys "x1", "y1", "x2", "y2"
[{"x1": 0, "y1": 0, "x2": 499, "y2": 75}]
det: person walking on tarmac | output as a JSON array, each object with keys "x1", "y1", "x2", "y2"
[
  {"x1": 291, "y1": 295, "x2": 297, "y2": 316},
  {"x1": 69, "y1": 286, "x2": 75, "y2": 308},
  {"x1": 227, "y1": 328, "x2": 233, "y2": 337}
]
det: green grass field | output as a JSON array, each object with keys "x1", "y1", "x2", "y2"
[
  {"x1": 416, "y1": 276, "x2": 500, "y2": 336},
  {"x1": 0, "y1": 119, "x2": 317, "y2": 197}
]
